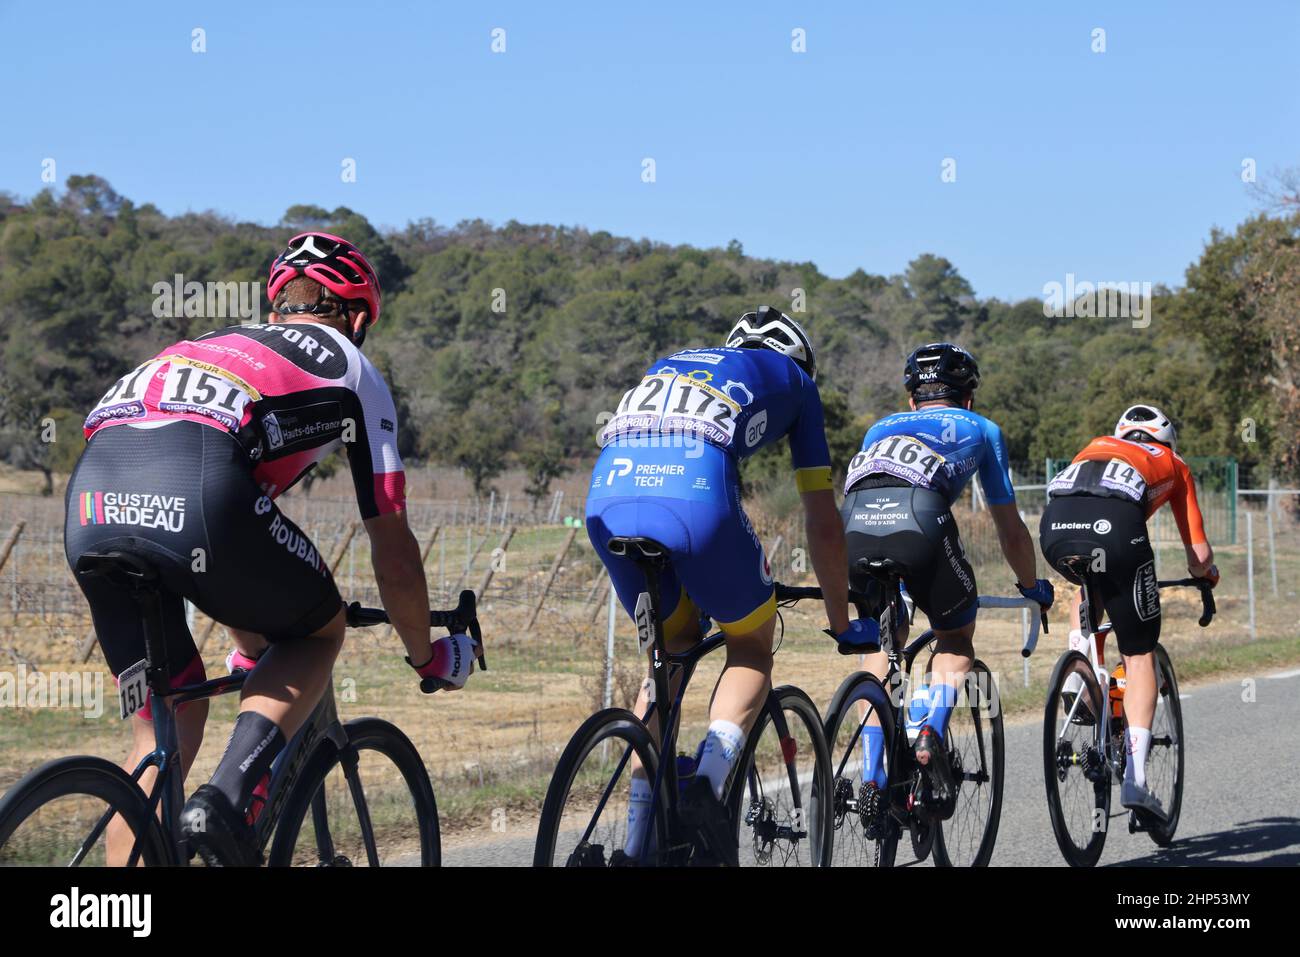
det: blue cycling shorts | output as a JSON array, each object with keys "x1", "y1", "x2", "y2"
[{"x1": 586, "y1": 442, "x2": 776, "y2": 638}]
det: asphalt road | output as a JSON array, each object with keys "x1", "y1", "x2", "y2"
[{"x1": 440, "y1": 667, "x2": 1300, "y2": 867}]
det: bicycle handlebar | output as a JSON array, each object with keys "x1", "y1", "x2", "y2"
[
  {"x1": 976, "y1": 595, "x2": 1048, "y2": 658},
  {"x1": 775, "y1": 583, "x2": 1049, "y2": 658},
  {"x1": 1157, "y1": 578, "x2": 1217, "y2": 627},
  {"x1": 346, "y1": 589, "x2": 487, "y2": 693}
]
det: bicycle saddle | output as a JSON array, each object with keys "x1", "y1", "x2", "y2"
[
  {"x1": 856, "y1": 557, "x2": 907, "y2": 582},
  {"x1": 75, "y1": 550, "x2": 160, "y2": 587},
  {"x1": 606, "y1": 536, "x2": 669, "y2": 564}
]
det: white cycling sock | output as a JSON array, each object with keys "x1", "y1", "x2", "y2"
[
  {"x1": 696, "y1": 720, "x2": 745, "y2": 800},
  {"x1": 623, "y1": 776, "x2": 653, "y2": 859},
  {"x1": 1125, "y1": 726, "x2": 1151, "y2": 788}
]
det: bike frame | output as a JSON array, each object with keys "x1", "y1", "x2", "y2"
[
  {"x1": 839, "y1": 577, "x2": 1040, "y2": 828},
  {"x1": 114, "y1": 672, "x2": 346, "y2": 867},
  {"x1": 1052, "y1": 574, "x2": 1213, "y2": 786},
  {"x1": 591, "y1": 549, "x2": 806, "y2": 864}
]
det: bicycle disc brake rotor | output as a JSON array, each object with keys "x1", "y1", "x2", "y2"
[{"x1": 746, "y1": 797, "x2": 777, "y2": 863}]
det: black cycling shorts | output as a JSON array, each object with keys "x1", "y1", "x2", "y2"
[
  {"x1": 842, "y1": 484, "x2": 978, "y2": 630},
  {"x1": 64, "y1": 420, "x2": 343, "y2": 678},
  {"x1": 1039, "y1": 495, "x2": 1160, "y2": 656}
]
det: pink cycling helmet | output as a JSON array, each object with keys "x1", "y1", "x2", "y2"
[{"x1": 267, "y1": 231, "x2": 382, "y2": 326}]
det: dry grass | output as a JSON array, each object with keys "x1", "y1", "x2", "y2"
[{"x1": 1, "y1": 470, "x2": 1297, "y2": 848}]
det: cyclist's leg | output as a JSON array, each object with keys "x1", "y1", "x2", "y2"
[
  {"x1": 585, "y1": 490, "x2": 701, "y2": 859},
  {"x1": 845, "y1": 486, "x2": 935, "y2": 786},
  {"x1": 676, "y1": 487, "x2": 778, "y2": 802},
  {"x1": 179, "y1": 431, "x2": 345, "y2": 859},
  {"x1": 65, "y1": 432, "x2": 213, "y2": 864},
  {"x1": 903, "y1": 489, "x2": 979, "y2": 756},
  {"x1": 1086, "y1": 501, "x2": 1161, "y2": 800}
]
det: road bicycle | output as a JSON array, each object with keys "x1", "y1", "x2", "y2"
[
  {"x1": 798, "y1": 558, "x2": 1045, "y2": 867},
  {"x1": 532, "y1": 535, "x2": 834, "y2": 867},
  {"x1": 1042, "y1": 566, "x2": 1213, "y2": 866},
  {"x1": 0, "y1": 549, "x2": 482, "y2": 867}
]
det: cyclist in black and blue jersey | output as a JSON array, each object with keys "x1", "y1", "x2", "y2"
[
  {"x1": 842, "y1": 342, "x2": 1054, "y2": 809},
  {"x1": 587, "y1": 306, "x2": 864, "y2": 864}
]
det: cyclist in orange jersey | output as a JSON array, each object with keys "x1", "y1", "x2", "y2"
[{"x1": 1039, "y1": 405, "x2": 1218, "y2": 816}]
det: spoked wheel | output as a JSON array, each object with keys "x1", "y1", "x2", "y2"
[
  {"x1": 1042, "y1": 651, "x2": 1111, "y2": 867},
  {"x1": 533, "y1": 708, "x2": 669, "y2": 867},
  {"x1": 823, "y1": 671, "x2": 900, "y2": 867},
  {"x1": 1141, "y1": 645, "x2": 1184, "y2": 846},
  {"x1": 268, "y1": 718, "x2": 439, "y2": 867},
  {"x1": 0, "y1": 756, "x2": 170, "y2": 866},
  {"x1": 729, "y1": 686, "x2": 833, "y2": 867},
  {"x1": 933, "y1": 659, "x2": 1005, "y2": 866}
]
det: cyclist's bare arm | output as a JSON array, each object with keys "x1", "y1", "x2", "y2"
[
  {"x1": 801, "y1": 487, "x2": 851, "y2": 634},
  {"x1": 988, "y1": 502, "x2": 1038, "y2": 588},
  {"x1": 1170, "y1": 463, "x2": 1215, "y2": 575},
  {"x1": 365, "y1": 510, "x2": 433, "y2": 664}
]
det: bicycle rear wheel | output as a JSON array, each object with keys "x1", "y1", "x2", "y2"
[
  {"x1": 268, "y1": 718, "x2": 439, "y2": 866},
  {"x1": 1142, "y1": 644, "x2": 1184, "y2": 846},
  {"x1": 823, "y1": 671, "x2": 900, "y2": 867},
  {"x1": 1042, "y1": 651, "x2": 1111, "y2": 867},
  {"x1": 0, "y1": 756, "x2": 170, "y2": 866},
  {"x1": 533, "y1": 708, "x2": 669, "y2": 867},
  {"x1": 933, "y1": 659, "x2": 1004, "y2": 866},
  {"x1": 729, "y1": 685, "x2": 833, "y2": 867}
]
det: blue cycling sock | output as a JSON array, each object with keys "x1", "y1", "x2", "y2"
[
  {"x1": 925, "y1": 683, "x2": 958, "y2": 741},
  {"x1": 860, "y1": 725, "x2": 887, "y2": 789}
]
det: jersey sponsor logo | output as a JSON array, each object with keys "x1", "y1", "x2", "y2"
[
  {"x1": 380, "y1": 417, "x2": 395, "y2": 433},
  {"x1": 218, "y1": 324, "x2": 348, "y2": 379},
  {"x1": 604, "y1": 457, "x2": 634, "y2": 486},
  {"x1": 260, "y1": 401, "x2": 344, "y2": 454},
  {"x1": 1050, "y1": 521, "x2": 1095, "y2": 530},
  {"x1": 745, "y1": 409, "x2": 768, "y2": 447},
  {"x1": 943, "y1": 535, "x2": 974, "y2": 593},
  {"x1": 1134, "y1": 560, "x2": 1160, "y2": 621},
  {"x1": 850, "y1": 511, "x2": 910, "y2": 525},
  {"x1": 663, "y1": 350, "x2": 725, "y2": 365},
  {"x1": 266, "y1": 513, "x2": 327, "y2": 576},
  {"x1": 78, "y1": 491, "x2": 186, "y2": 533},
  {"x1": 1093, "y1": 519, "x2": 1112, "y2": 534}
]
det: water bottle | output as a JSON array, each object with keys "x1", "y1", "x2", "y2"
[
  {"x1": 1109, "y1": 663, "x2": 1126, "y2": 721},
  {"x1": 676, "y1": 753, "x2": 698, "y2": 796}
]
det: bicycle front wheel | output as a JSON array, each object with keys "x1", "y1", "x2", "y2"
[
  {"x1": 1143, "y1": 644, "x2": 1184, "y2": 846},
  {"x1": 533, "y1": 708, "x2": 668, "y2": 867},
  {"x1": 730, "y1": 685, "x2": 833, "y2": 867},
  {"x1": 268, "y1": 718, "x2": 439, "y2": 866},
  {"x1": 0, "y1": 756, "x2": 170, "y2": 866},
  {"x1": 933, "y1": 659, "x2": 1004, "y2": 867},
  {"x1": 823, "y1": 671, "x2": 900, "y2": 867},
  {"x1": 1042, "y1": 651, "x2": 1110, "y2": 867}
]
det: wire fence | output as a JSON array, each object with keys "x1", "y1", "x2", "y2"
[{"x1": 1, "y1": 480, "x2": 1296, "y2": 820}]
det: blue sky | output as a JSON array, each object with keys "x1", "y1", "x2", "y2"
[{"x1": 2, "y1": 1, "x2": 1296, "y2": 300}]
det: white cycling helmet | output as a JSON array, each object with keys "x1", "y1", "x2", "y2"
[
  {"x1": 725, "y1": 306, "x2": 817, "y2": 380},
  {"x1": 1115, "y1": 404, "x2": 1176, "y2": 450}
]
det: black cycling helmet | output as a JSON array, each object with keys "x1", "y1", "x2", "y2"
[
  {"x1": 903, "y1": 342, "x2": 980, "y2": 399},
  {"x1": 725, "y1": 306, "x2": 817, "y2": 380}
]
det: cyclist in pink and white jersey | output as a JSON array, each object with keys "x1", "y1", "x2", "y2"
[{"x1": 65, "y1": 233, "x2": 477, "y2": 865}]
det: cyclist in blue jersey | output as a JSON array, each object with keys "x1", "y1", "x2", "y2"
[
  {"x1": 587, "y1": 306, "x2": 861, "y2": 865},
  {"x1": 842, "y1": 342, "x2": 1054, "y2": 809}
]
